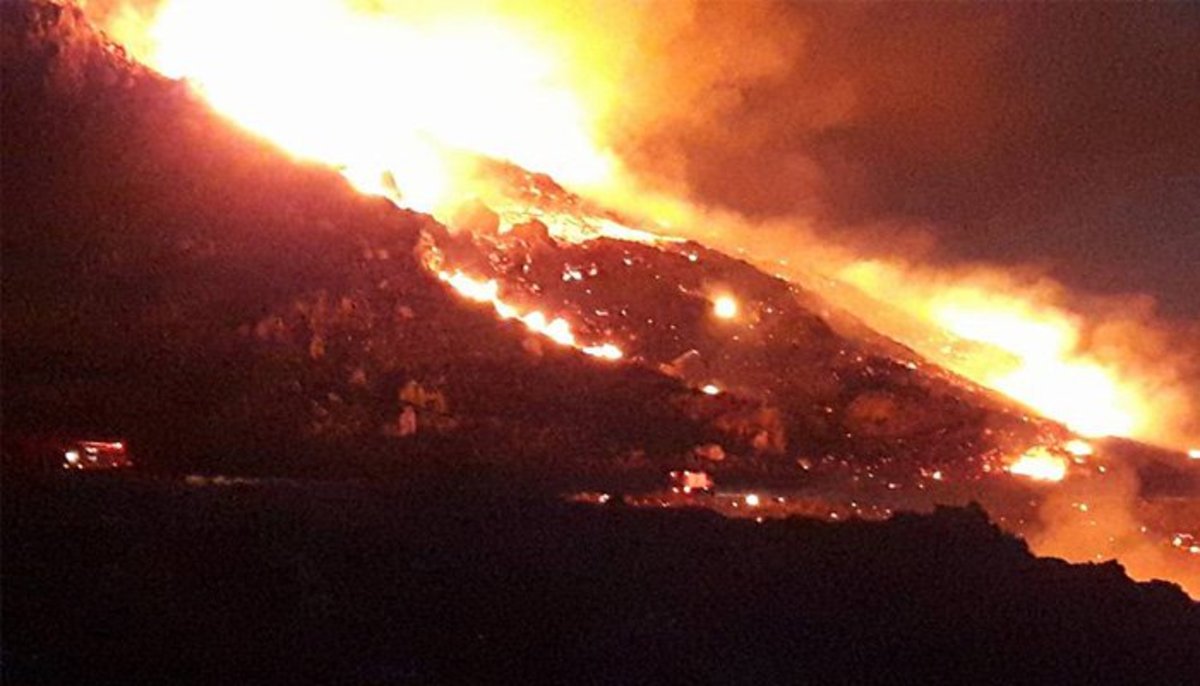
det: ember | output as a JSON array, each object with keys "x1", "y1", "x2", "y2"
[
  {"x1": 712, "y1": 294, "x2": 739, "y2": 320},
  {"x1": 1008, "y1": 447, "x2": 1068, "y2": 483}
]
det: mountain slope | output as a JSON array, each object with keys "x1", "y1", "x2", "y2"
[
  {"x1": 1, "y1": 1, "x2": 1063, "y2": 488},
  {"x1": 2, "y1": 2, "x2": 717, "y2": 480}
]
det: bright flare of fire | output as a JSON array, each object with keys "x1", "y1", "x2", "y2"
[
  {"x1": 712, "y1": 295, "x2": 739, "y2": 320},
  {"x1": 1008, "y1": 447, "x2": 1069, "y2": 483},
  {"x1": 112, "y1": 0, "x2": 613, "y2": 214},
  {"x1": 439, "y1": 270, "x2": 622, "y2": 361},
  {"x1": 836, "y1": 262, "x2": 1152, "y2": 440},
  {"x1": 934, "y1": 303, "x2": 1137, "y2": 438},
  {"x1": 1063, "y1": 439, "x2": 1094, "y2": 458}
]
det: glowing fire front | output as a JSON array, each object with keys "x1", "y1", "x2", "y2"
[
  {"x1": 107, "y1": 0, "x2": 614, "y2": 215},
  {"x1": 438, "y1": 270, "x2": 622, "y2": 361},
  {"x1": 932, "y1": 302, "x2": 1137, "y2": 438}
]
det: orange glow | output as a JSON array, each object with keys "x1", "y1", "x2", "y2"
[
  {"x1": 498, "y1": 210, "x2": 681, "y2": 247},
  {"x1": 835, "y1": 262, "x2": 1154, "y2": 440},
  {"x1": 935, "y1": 304, "x2": 1136, "y2": 438},
  {"x1": 1189, "y1": 448, "x2": 1200, "y2": 460},
  {"x1": 1063, "y1": 439, "x2": 1094, "y2": 458},
  {"x1": 701, "y1": 384, "x2": 721, "y2": 396},
  {"x1": 110, "y1": 0, "x2": 613, "y2": 215},
  {"x1": 1008, "y1": 447, "x2": 1068, "y2": 483},
  {"x1": 438, "y1": 270, "x2": 622, "y2": 361}
]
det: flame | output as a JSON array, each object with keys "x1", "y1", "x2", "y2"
[
  {"x1": 1063, "y1": 439, "x2": 1094, "y2": 458},
  {"x1": 103, "y1": 0, "x2": 634, "y2": 360},
  {"x1": 438, "y1": 270, "x2": 622, "y2": 361},
  {"x1": 833, "y1": 261, "x2": 1163, "y2": 440},
  {"x1": 712, "y1": 295, "x2": 739, "y2": 320},
  {"x1": 1008, "y1": 447, "x2": 1068, "y2": 483},
  {"x1": 932, "y1": 302, "x2": 1137, "y2": 437},
  {"x1": 108, "y1": 0, "x2": 612, "y2": 214}
]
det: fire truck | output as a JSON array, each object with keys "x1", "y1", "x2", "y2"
[{"x1": 4, "y1": 434, "x2": 133, "y2": 473}]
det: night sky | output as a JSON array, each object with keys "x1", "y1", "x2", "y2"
[{"x1": 625, "y1": 3, "x2": 1200, "y2": 319}]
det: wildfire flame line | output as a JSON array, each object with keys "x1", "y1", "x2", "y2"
[{"x1": 437, "y1": 270, "x2": 622, "y2": 361}]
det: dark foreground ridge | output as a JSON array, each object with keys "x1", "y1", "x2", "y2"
[{"x1": 4, "y1": 473, "x2": 1198, "y2": 685}]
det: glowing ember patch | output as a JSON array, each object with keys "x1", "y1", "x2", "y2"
[
  {"x1": 438, "y1": 270, "x2": 622, "y2": 361},
  {"x1": 581, "y1": 343, "x2": 623, "y2": 361},
  {"x1": 1063, "y1": 439, "x2": 1094, "y2": 457},
  {"x1": 1008, "y1": 448, "x2": 1068, "y2": 483},
  {"x1": 712, "y1": 295, "x2": 738, "y2": 320},
  {"x1": 1189, "y1": 448, "x2": 1200, "y2": 460},
  {"x1": 701, "y1": 384, "x2": 721, "y2": 396},
  {"x1": 744, "y1": 494, "x2": 760, "y2": 507}
]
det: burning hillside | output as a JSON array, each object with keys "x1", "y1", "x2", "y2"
[
  {"x1": 3, "y1": 0, "x2": 1197, "y2": 598},
  {"x1": 83, "y1": 0, "x2": 1200, "y2": 452}
]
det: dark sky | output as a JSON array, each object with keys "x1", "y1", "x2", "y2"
[{"x1": 627, "y1": 3, "x2": 1200, "y2": 319}]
